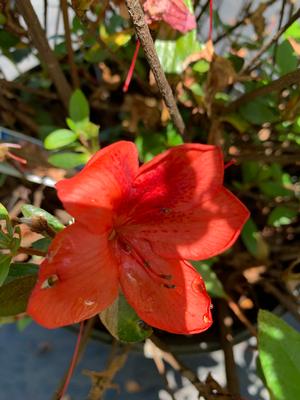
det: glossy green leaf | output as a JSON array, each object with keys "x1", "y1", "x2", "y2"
[
  {"x1": 44, "y1": 129, "x2": 78, "y2": 150},
  {"x1": 99, "y1": 294, "x2": 153, "y2": 343},
  {"x1": 48, "y1": 151, "x2": 89, "y2": 169},
  {"x1": 0, "y1": 203, "x2": 9, "y2": 220},
  {"x1": 240, "y1": 100, "x2": 277, "y2": 125},
  {"x1": 276, "y1": 40, "x2": 298, "y2": 75},
  {"x1": 69, "y1": 89, "x2": 90, "y2": 121},
  {"x1": 259, "y1": 181, "x2": 293, "y2": 198},
  {"x1": 5, "y1": 263, "x2": 39, "y2": 284},
  {"x1": 284, "y1": 21, "x2": 300, "y2": 39},
  {"x1": 17, "y1": 316, "x2": 32, "y2": 331},
  {"x1": 191, "y1": 259, "x2": 225, "y2": 298},
  {"x1": 21, "y1": 205, "x2": 64, "y2": 232},
  {"x1": 258, "y1": 310, "x2": 300, "y2": 400},
  {"x1": 32, "y1": 238, "x2": 52, "y2": 252},
  {"x1": 0, "y1": 254, "x2": 12, "y2": 286},
  {"x1": 0, "y1": 275, "x2": 37, "y2": 316},
  {"x1": 268, "y1": 206, "x2": 298, "y2": 227},
  {"x1": 241, "y1": 218, "x2": 269, "y2": 260}
]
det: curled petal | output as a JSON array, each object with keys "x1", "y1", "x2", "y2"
[
  {"x1": 27, "y1": 223, "x2": 119, "y2": 328},
  {"x1": 116, "y1": 238, "x2": 212, "y2": 334},
  {"x1": 56, "y1": 141, "x2": 139, "y2": 233}
]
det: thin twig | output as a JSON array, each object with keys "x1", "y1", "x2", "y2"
[
  {"x1": 150, "y1": 336, "x2": 236, "y2": 399},
  {"x1": 61, "y1": 0, "x2": 79, "y2": 88},
  {"x1": 260, "y1": 281, "x2": 300, "y2": 323},
  {"x1": 225, "y1": 68, "x2": 300, "y2": 113},
  {"x1": 18, "y1": 246, "x2": 46, "y2": 257},
  {"x1": 16, "y1": 0, "x2": 72, "y2": 110},
  {"x1": 124, "y1": 0, "x2": 186, "y2": 137},
  {"x1": 218, "y1": 300, "x2": 241, "y2": 396},
  {"x1": 227, "y1": 295, "x2": 257, "y2": 338},
  {"x1": 241, "y1": 8, "x2": 300, "y2": 74}
]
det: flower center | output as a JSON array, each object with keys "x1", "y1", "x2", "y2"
[{"x1": 114, "y1": 232, "x2": 176, "y2": 289}]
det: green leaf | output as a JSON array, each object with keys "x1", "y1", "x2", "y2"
[
  {"x1": 259, "y1": 181, "x2": 293, "y2": 198},
  {"x1": 69, "y1": 89, "x2": 90, "y2": 122},
  {"x1": 268, "y1": 206, "x2": 298, "y2": 227},
  {"x1": 258, "y1": 310, "x2": 300, "y2": 400},
  {"x1": 0, "y1": 275, "x2": 37, "y2": 316},
  {"x1": 99, "y1": 294, "x2": 153, "y2": 343},
  {"x1": 155, "y1": 0, "x2": 201, "y2": 74},
  {"x1": 191, "y1": 259, "x2": 226, "y2": 298},
  {"x1": 192, "y1": 60, "x2": 210, "y2": 73},
  {"x1": 0, "y1": 203, "x2": 9, "y2": 220},
  {"x1": 241, "y1": 161, "x2": 260, "y2": 183},
  {"x1": 241, "y1": 218, "x2": 269, "y2": 260},
  {"x1": 0, "y1": 254, "x2": 12, "y2": 286},
  {"x1": 21, "y1": 205, "x2": 64, "y2": 232},
  {"x1": 0, "y1": 30, "x2": 19, "y2": 49},
  {"x1": 48, "y1": 151, "x2": 89, "y2": 169},
  {"x1": 284, "y1": 21, "x2": 300, "y2": 40},
  {"x1": 166, "y1": 124, "x2": 183, "y2": 147},
  {"x1": 32, "y1": 238, "x2": 52, "y2": 252},
  {"x1": 44, "y1": 129, "x2": 78, "y2": 150},
  {"x1": 5, "y1": 263, "x2": 39, "y2": 284},
  {"x1": 276, "y1": 40, "x2": 298, "y2": 75},
  {"x1": 240, "y1": 100, "x2": 277, "y2": 125},
  {"x1": 17, "y1": 316, "x2": 32, "y2": 331}
]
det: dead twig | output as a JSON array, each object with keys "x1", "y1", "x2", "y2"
[
  {"x1": 241, "y1": 8, "x2": 300, "y2": 74},
  {"x1": 124, "y1": 0, "x2": 186, "y2": 138},
  {"x1": 16, "y1": 0, "x2": 72, "y2": 110},
  {"x1": 61, "y1": 0, "x2": 79, "y2": 88},
  {"x1": 218, "y1": 300, "x2": 241, "y2": 397}
]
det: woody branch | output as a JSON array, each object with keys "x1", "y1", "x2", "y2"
[{"x1": 124, "y1": 0, "x2": 186, "y2": 138}]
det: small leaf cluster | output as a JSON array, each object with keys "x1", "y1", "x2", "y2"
[{"x1": 45, "y1": 90, "x2": 100, "y2": 169}]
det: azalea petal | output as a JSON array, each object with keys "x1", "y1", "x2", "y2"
[
  {"x1": 56, "y1": 141, "x2": 139, "y2": 233},
  {"x1": 116, "y1": 238, "x2": 212, "y2": 334},
  {"x1": 27, "y1": 223, "x2": 119, "y2": 328},
  {"x1": 143, "y1": 0, "x2": 196, "y2": 34},
  {"x1": 117, "y1": 144, "x2": 223, "y2": 223},
  {"x1": 121, "y1": 187, "x2": 249, "y2": 260}
]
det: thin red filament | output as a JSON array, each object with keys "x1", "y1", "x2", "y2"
[
  {"x1": 224, "y1": 159, "x2": 237, "y2": 169},
  {"x1": 209, "y1": 0, "x2": 213, "y2": 41},
  {"x1": 59, "y1": 321, "x2": 85, "y2": 399},
  {"x1": 123, "y1": 39, "x2": 141, "y2": 93}
]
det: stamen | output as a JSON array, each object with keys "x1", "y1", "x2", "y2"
[
  {"x1": 123, "y1": 39, "x2": 140, "y2": 93},
  {"x1": 224, "y1": 159, "x2": 237, "y2": 169}
]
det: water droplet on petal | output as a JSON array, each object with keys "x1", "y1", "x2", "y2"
[
  {"x1": 191, "y1": 277, "x2": 205, "y2": 295},
  {"x1": 203, "y1": 313, "x2": 212, "y2": 324},
  {"x1": 84, "y1": 299, "x2": 96, "y2": 306}
]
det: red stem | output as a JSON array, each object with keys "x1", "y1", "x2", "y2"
[
  {"x1": 209, "y1": 0, "x2": 213, "y2": 41},
  {"x1": 59, "y1": 321, "x2": 85, "y2": 399},
  {"x1": 123, "y1": 39, "x2": 141, "y2": 92}
]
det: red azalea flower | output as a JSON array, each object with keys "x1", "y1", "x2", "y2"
[{"x1": 27, "y1": 142, "x2": 249, "y2": 334}]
